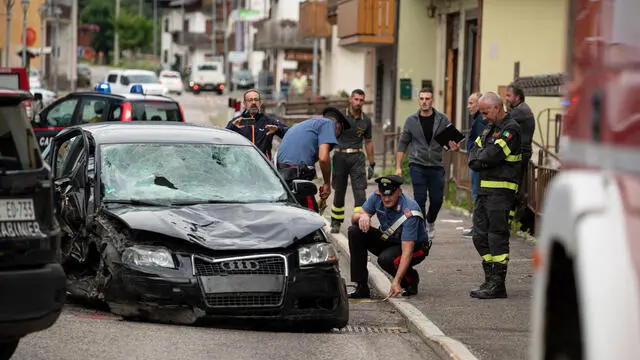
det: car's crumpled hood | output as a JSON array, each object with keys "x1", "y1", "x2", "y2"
[{"x1": 104, "y1": 202, "x2": 326, "y2": 250}]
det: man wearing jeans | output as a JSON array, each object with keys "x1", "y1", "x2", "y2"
[
  {"x1": 395, "y1": 88, "x2": 457, "y2": 240},
  {"x1": 463, "y1": 92, "x2": 488, "y2": 236}
]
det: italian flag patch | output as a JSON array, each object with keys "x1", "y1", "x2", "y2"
[{"x1": 502, "y1": 131, "x2": 513, "y2": 139}]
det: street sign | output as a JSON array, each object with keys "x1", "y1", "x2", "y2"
[{"x1": 228, "y1": 51, "x2": 246, "y2": 64}]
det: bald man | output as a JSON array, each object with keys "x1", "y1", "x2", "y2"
[{"x1": 467, "y1": 92, "x2": 522, "y2": 300}]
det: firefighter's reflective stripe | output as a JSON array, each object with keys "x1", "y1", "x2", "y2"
[
  {"x1": 331, "y1": 205, "x2": 345, "y2": 220},
  {"x1": 381, "y1": 210, "x2": 424, "y2": 240},
  {"x1": 475, "y1": 136, "x2": 483, "y2": 148},
  {"x1": 480, "y1": 180, "x2": 519, "y2": 191},
  {"x1": 494, "y1": 139, "x2": 511, "y2": 156},
  {"x1": 353, "y1": 206, "x2": 362, "y2": 213},
  {"x1": 506, "y1": 154, "x2": 522, "y2": 162},
  {"x1": 480, "y1": 253, "x2": 509, "y2": 264},
  {"x1": 493, "y1": 254, "x2": 509, "y2": 264}
]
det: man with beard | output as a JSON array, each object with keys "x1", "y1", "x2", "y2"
[
  {"x1": 505, "y1": 84, "x2": 535, "y2": 223},
  {"x1": 226, "y1": 89, "x2": 289, "y2": 161}
]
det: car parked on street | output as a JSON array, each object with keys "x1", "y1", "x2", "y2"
[
  {"x1": 43, "y1": 122, "x2": 349, "y2": 330},
  {"x1": 31, "y1": 86, "x2": 185, "y2": 150},
  {"x1": 159, "y1": 70, "x2": 184, "y2": 95},
  {"x1": 230, "y1": 70, "x2": 255, "y2": 91},
  {"x1": 0, "y1": 89, "x2": 66, "y2": 360},
  {"x1": 104, "y1": 69, "x2": 168, "y2": 96}
]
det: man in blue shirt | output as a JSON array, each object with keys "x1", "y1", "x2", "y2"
[
  {"x1": 348, "y1": 175, "x2": 431, "y2": 298},
  {"x1": 276, "y1": 107, "x2": 351, "y2": 212},
  {"x1": 226, "y1": 89, "x2": 288, "y2": 161}
]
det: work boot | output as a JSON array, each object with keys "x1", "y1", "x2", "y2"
[
  {"x1": 330, "y1": 221, "x2": 341, "y2": 234},
  {"x1": 427, "y1": 222, "x2": 436, "y2": 240},
  {"x1": 402, "y1": 283, "x2": 419, "y2": 296},
  {"x1": 348, "y1": 283, "x2": 371, "y2": 299},
  {"x1": 470, "y1": 261, "x2": 492, "y2": 294},
  {"x1": 470, "y1": 263, "x2": 508, "y2": 299}
]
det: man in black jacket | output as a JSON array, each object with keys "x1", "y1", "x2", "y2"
[
  {"x1": 467, "y1": 92, "x2": 522, "y2": 300},
  {"x1": 226, "y1": 89, "x2": 288, "y2": 161},
  {"x1": 505, "y1": 84, "x2": 535, "y2": 221}
]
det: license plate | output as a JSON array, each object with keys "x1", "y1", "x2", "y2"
[
  {"x1": 0, "y1": 199, "x2": 36, "y2": 221},
  {"x1": 199, "y1": 275, "x2": 285, "y2": 293}
]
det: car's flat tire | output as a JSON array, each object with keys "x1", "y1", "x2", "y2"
[{"x1": 0, "y1": 339, "x2": 19, "y2": 360}]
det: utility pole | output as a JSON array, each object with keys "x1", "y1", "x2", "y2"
[
  {"x1": 153, "y1": 0, "x2": 158, "y2": 72},
  {"x1": 70, "y1": 0, "x2": 78, "y2": 91},
  {"x1": 246, "y1": 0, "x2": 253, "y2": 73},
  {"x1": 180, "y1": 0, "x2": 185, "y2": 46},
  {"x1": 53, "y1": 6, "x2": 61, "y2": 93},
  {"x1": 312, "y1": 38, "x2": 318, "y2": 97},
  {"x1": 114, "y1": 0, "x2": 120, "y2": 66},
  {"x1": 5, "y1": 0, "x2": 15, "y2": 66},
  {"x1": 39, "y1": 2, "x2": 47, "y2": 76},
  {"x1": 211, "y1": 0, "x2": 216, "y2": 57},
  {"x1": 223, "y1": 0, "x2": 229, "y2": 86},
  {"x1": 21, "y1": 0, "x2": 29, "y2": 68},
  {"x1": 138, "y1": 0, "x2": 142, "y2": 15}
]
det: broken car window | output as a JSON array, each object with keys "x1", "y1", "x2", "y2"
[{"x1": 99, "y1": 143, "x2": 288, "y2": 203}]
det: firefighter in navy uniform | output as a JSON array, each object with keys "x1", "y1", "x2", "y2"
[
  {"x1": 330, "y1": 89, "x2": 375, "y2": 233},
  {"x1": 466, "y1": 92, "x2": 522, "y2": 300},
  {"x1": 347, "y1": 175, "x2": 431, "y2": 299}
]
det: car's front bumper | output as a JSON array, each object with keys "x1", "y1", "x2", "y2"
[
  {"x1": 0, "y1": 263, "x2": 66, "y2": 339},
  {"x1": 104, "y1": 252, "x2": 348, "y2": 327}
]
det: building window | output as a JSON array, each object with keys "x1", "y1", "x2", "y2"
[
  {"x1": 164, "y1": 18, "x2": 169, "y2": 32},
  {"x1": 183, "y1": 19, "x2": 189, "y2": 33},
  {"x1": 163, "y1": 50, "x2": 168, "y2": 63}
]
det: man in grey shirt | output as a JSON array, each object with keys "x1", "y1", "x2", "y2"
[{"x1": 395, "y1": 88, "x2": 460, "y2": 240}]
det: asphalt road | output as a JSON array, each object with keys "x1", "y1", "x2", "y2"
[{"x1": 14, "y1": 70, "x2": 442, "y2": 360}]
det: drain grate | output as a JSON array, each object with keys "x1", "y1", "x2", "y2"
[{"x1": 331, "y1": 325, "x2": 409, "y2": 334}]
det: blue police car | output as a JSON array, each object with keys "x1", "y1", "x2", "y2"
[{"x1": 31, "y1": 83, "x2": 186, "y2": 150}]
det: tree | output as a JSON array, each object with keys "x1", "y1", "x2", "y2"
[
  {"x1": 114, "y1": 11, "x2": 154, "y2": 53},
  {"x1": 79, "y1": 0, "x2": 115, "y2": 61}
]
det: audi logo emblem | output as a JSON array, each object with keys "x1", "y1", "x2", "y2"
[{"x1": 220, "y1": 260, "x2": 260, "y2": 271}]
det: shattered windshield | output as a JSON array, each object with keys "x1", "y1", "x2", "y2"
[{"x1": 99, "y1": 143, "x2": 288, "y2": 204}]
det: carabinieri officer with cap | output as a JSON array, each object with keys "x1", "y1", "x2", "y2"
[{"x1": 347, "y1": 175, "x2": 431, "y2": 298}]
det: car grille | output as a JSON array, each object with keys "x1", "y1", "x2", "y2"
[
  {"x1": 193, "y1": 255, "x2": 286, "y2": 276},
  {"x1": 203, "y1": 292, "x2": 283, "y2": 308},
  {"x1": 194, "y1": 255, "x2": 288, "y2": 308}
]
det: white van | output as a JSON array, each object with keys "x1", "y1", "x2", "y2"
[
  {"x1": 187, "y1": 61, "x2": 226, "y2": 95},
  {"x1": 105, "y1": 69, "x2": 168, "y2": 96}
]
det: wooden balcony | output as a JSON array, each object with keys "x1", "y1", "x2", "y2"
[
  {"x1": 337, "y1": 0, "x2": 395, "y2": 47},
  {"x1": 299, "y1": 1, "x2": 332, "y2": 38},
  {"x1": 327, "y1": 0, "x2": 338, "y2": 25}
]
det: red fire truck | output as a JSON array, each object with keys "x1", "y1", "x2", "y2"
[
  {"x1": 0, "y1": 67, "x2": 37, "y2": 121},
  {"x1": 529, "y1": 0, "x2": 640, "y2": 359}
]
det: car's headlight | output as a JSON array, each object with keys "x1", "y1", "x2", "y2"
[
  {"x1": 122, "y1": 245, "x2": 175, "y2": 268},
  {"x1": 298, "y1": 243, "x2": 337, "y2": 266}
]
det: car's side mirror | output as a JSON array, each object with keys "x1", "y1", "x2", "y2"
[
  {"x1": 291, "y1": 180, "x2": 317, "y2": 197},
  {"x1": 34, "y1": 93, "x2": 43, "y2": 101}
]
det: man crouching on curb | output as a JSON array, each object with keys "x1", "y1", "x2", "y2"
[{"x1": 348, "y1": 175, "x2": 431, "y2": 299}]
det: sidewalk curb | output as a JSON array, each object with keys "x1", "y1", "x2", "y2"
[{"x1": 323, "y1": 219, "x2": 479, "y2": 360}]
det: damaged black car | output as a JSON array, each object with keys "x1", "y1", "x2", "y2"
[{"x1": 44, "y1": 122, "x2": 349, "y2": 330}]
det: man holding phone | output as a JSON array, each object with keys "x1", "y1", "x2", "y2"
[{"x1": 226, "y1": 89, "x2": 288, "y2": 161}]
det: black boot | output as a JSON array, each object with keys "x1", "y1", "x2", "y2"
[
  {"x1": 401, "y1": 272, "x2": 419, "y2": 296},
  {"x1": 469, "y1": 261, "x2": 492, "y2": 295},
  {"x1": 348, "y1": 283, "x2": 371, "y2": 299},
  {"x1": 470, "y1": 262, "x2": 508, "y2": 299},
  {"x1": 330, "y1": 220, "x2": 341, "y2": 234}
]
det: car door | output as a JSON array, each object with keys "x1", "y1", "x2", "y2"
[
  {"x1": 50, "y1": 129, "x2": 89, "y2": 241},
  {"x1": 32, "y1": 96, "x2": 81, "y2": 150}
]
